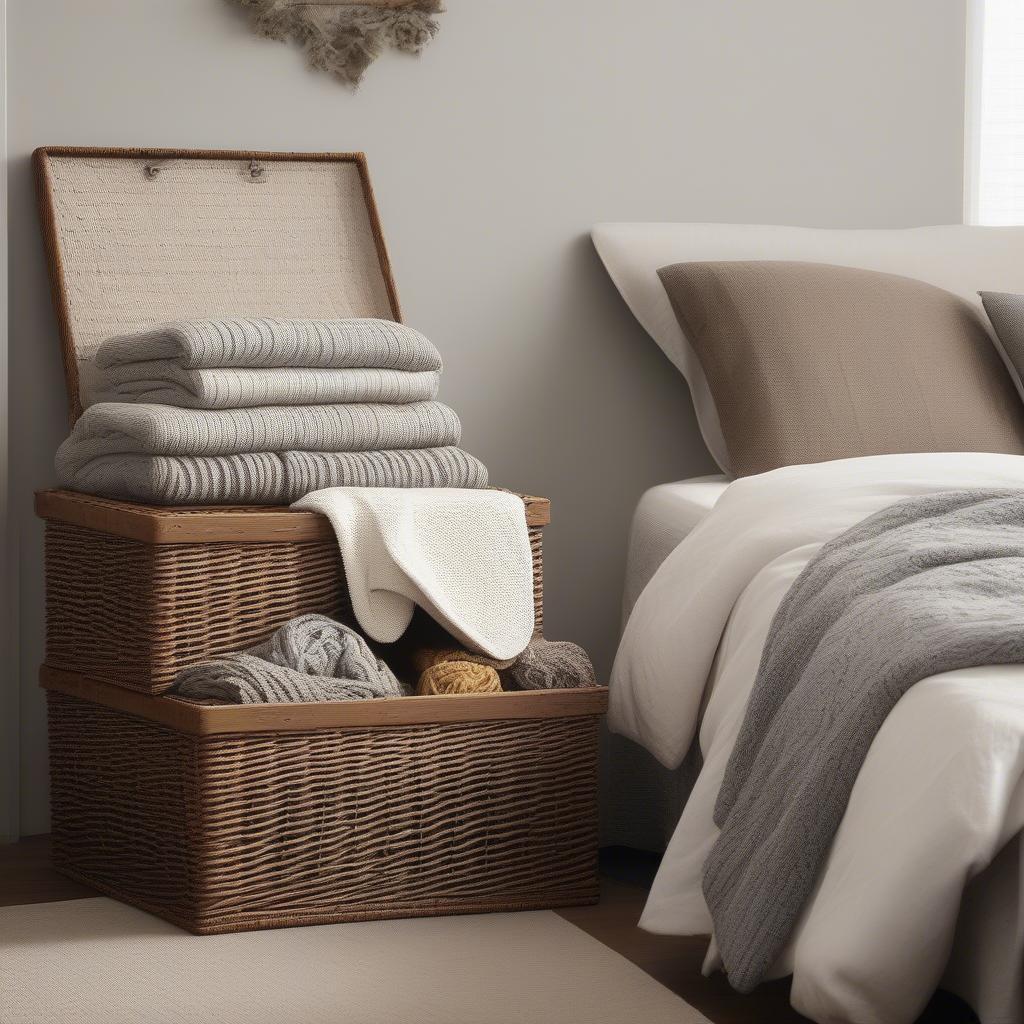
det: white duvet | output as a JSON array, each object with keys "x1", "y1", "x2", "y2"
[{"x1": 610, "y1": 453, "x2": 1024, "y2": 1024}]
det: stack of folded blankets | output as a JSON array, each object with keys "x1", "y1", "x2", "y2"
[{"x1": 56, "y1": 318, "x2": 489, "y2": 504}]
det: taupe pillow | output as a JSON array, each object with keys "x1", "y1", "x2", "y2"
[
  {"x1": 980, "y1": 290, "x2": 1024, "y2": 397},
  {"x1": 658, "y1": 261, "x2": 1024, "y2": 477}
]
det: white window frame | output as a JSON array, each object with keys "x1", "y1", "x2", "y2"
[
  {"x1": 964, "y1": 0, "x2": 986, "y2": 224},
  {"x1": 964, "y1": 0, "x2": 1024, "y2": 224}
]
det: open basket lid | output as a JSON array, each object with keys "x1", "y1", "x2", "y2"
[{"x1": 34, "y1": 147, "x2": 402, "y2": 422}]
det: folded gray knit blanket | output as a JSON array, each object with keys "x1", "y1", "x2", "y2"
[
  {"x1": 82, "y1": 363, "x2": 440, "y2": 410},
  {"x1": 60, "y1": 446, "x2": 489, "y2": 505},
  {"x1": 703, "y1": 489, "x2": 1024, "y2": 994},
  {"x1": 83, "y1": 318, "x2": 443, "y2": 409},
  {"x1": 173, "y1": 614, "x2": 406, "y2": 704},
  {"x1": 95, "y1": 318, "x2": 442, "y2": 371},
  {"x1": 57, "y1": 401, "x2": 460, "y2": 468},
  {"x1": 62, "y1": 316, "x2": 489, "y2": 503}
]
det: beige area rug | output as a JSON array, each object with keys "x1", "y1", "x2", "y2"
[{"x1": 0, "y1": 898, "x2": 708, "y2": 1024}]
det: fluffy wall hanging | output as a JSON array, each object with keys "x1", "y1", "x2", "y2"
[{"x1": 229, "y1": 0, "x2": 445, "y2": 87}]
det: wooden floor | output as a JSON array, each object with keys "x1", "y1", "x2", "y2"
[{"x1": 0, "y1": 838, "x2": 977, "y2": 1024}]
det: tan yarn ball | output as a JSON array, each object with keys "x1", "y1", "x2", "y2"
[
  {"x1": 412, "y1": 646, "x2": 516, "y2": 673},
  {"x1": 417, "y1": 660, "x2": 502, "y2": 696}
]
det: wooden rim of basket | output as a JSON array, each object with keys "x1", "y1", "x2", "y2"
[
  {"x1": 33, "y1": 146, "x2": 403, "y2": 424},
  {"x1": 41, "y1": 666, "x2": 608, "y2": 736},
  {"x1": 35, "y1": 488, "x2": 552, "y2": 541}
]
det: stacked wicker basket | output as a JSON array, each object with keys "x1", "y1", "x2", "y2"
[{"x1": 33, "y1": 147, "x2": 607, "y2": 934}]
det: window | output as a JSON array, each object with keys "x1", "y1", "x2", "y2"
[{"x1": 967, "y1": 0, "x2": 1024, "y2": 224}]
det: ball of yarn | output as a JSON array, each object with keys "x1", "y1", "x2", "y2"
[
  {"x1": 412, "y1": 646, "x2": 516, "y2": 673},
  {"x1": 506, "y1": 639, "x2": 596, "y2": 691},
  {"x1": 417, "y1": 660, "x2": 503, "y2": 696}
]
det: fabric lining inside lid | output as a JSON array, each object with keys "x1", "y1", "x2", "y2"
[{"x1": 44, "y1": 154, "x2": 395, "y2": 410}]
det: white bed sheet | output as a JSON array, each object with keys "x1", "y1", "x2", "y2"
[
  {"x1": 604, "y1": 475, "x2": 729, "y2": 853},
  {"x1": 622, "y1": 475, "x2": 729, "y2": 623},
  {"x1": 611, "y1": 454, "x2": 1024, "y2": 1024}
]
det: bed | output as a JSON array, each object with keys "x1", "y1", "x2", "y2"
[
  {"x1": 594, "y1": 223, "x2": 1024, "y2": 1024},
  {"x1": 603, "y1": 476, "x2": 727, "y2": 854},
  {"x1": 622, "y1": 475, "x2": 728, "y2": 622}
]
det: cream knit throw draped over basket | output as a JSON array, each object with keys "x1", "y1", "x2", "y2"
[{"x1": 293, "y1": 487, "x2": 536, "y2": 661}]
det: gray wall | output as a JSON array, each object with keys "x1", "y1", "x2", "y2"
[{"x1": 8, "y1": 0, "x2": 968, "y2": 834}]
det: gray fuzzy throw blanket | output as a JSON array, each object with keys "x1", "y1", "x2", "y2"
[
  {"x1": 229, "y1": 1, "x2": 445, "y2": 87},
  {"x1": 704, "y1": 489, "x2": 1024, "y2": 993},
  {"x1": 174, "y1": 614, "x2": 406, "y2": 704}
]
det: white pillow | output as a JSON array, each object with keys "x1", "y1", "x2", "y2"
[{"x1": 591, "y1": 222, "x2": 1024, "y2": 473}]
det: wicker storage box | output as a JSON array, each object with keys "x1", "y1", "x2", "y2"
[
  {"x1": 42, "y1": 667, "x2": 606, "y2": 934},
  {"x1": 35, "y1": 147, "x2": 607, "y2": 933},
  {"x1": 36, "y1": 488, "x2": 548, "y2": 694}
]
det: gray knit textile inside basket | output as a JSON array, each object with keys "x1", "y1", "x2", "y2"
[
  {"x1": 506, "y1": 638, "x2": 596, "y2": 691},
  {"x1": 173, "y1": 614, "x2": 406, "y2": 704}
]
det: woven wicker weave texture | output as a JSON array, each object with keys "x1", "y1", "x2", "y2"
[
  {"x1": 44, "y1": 521, "x2": 545, "y2": 694},
  {"x1": 47, "y1": 691, "x2": 601, "y2": 934}
]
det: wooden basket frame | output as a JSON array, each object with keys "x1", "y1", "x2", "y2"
[
  {"x1": 41, "y1": 666, "x2": 608, "y2": 736},
  {"x1": 36, "y1": 488, "x2": 551, "y2": 543}
]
